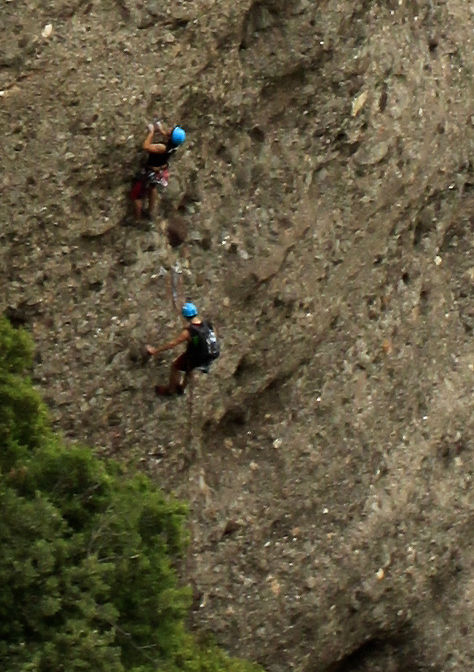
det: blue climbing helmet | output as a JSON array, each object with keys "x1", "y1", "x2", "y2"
[
  {"x1": 171, "y1": 126, "x2": 186, "y2": 146},
  {"x1": 182, "y1": 302, "x2": 198, "y2": 318}
]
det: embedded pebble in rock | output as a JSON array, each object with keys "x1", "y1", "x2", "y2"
[
  {"x1": 41, "y1": 24, "x2": 53, "y2": 39},
  {"x1": 354, "y1": 140, "x2": 390, "y2": 166}
]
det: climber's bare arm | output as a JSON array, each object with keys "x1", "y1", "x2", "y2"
[{"x1": 146, "y1": 329, "x2": 190, "y2": 357}]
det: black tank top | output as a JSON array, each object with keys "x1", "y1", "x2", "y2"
[
  {"x1": 186, "y1": 321, "x2": 206, "y2": 367},
  {"x1": 146, "y1": 137, "x2": 177, "y2": 168}
]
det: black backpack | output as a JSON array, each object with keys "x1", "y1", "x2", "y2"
[{"x1": 188, "y1": 321, "x2": 220, "y2": 369}]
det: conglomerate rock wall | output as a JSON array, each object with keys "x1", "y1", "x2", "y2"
[{"x1": 1, "y1": 1, "x2": 473, "y2": 670}]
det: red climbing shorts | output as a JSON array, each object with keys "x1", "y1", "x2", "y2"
[
  {"x1": 130, "y1": 168, "x2": 169, "y2": 201},
  {"x1": 173, "y1": 352, "x2": 193, "y2": 372},
  {"x1": 130, "y1": 178, "x2": 147, "y2": 200}
]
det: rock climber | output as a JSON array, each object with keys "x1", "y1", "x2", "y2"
[
  {"x1": 130, "y1": 121, "x2": 186, "y2": 221},
  {"x1": 146, "y1": 302, "x2": 220, "y2": 396}
]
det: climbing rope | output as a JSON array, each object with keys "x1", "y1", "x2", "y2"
[
  {"x1": 167, "y1": 261, "x2": 195, "y2": 453},
  {"x1": 170, "y1": 262, "x2": 179, "y2": 313}
]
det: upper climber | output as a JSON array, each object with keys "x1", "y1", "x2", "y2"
[{"x1": 130, "y1": 121, "x2": 186, "y2": 221}]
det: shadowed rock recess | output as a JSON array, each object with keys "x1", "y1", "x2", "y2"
[{"x1": 1, "y1": 1, "x2": 473, "y2": 670}]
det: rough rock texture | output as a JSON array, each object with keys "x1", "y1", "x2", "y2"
[{"x1": 1, "y1": 1, "x2": 473, "y2": 671}]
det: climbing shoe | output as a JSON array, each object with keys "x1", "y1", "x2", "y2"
[
  {"x1": 154, "y1": 385, "x2": 185, "y2": 397},
  {"x1": 155, "y1": 385, "x2": 171, "y2": 396}
]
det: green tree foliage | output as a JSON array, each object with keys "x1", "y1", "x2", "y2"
[
  {"x1": 0, "y1": 316, "x2": 263, "y2": 672},
  {"x1": 0, "y1": 317, "x2": 49, "y2": 471}
]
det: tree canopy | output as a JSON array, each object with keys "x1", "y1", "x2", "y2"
[{"x1": 0, "y1": 316, "x2": 262, "y2": 672}]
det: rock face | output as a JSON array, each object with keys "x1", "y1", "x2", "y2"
[{"x1": 1, "y1": 2, "x2": 473, "y2": 671}]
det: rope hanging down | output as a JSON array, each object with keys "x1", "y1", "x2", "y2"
[{"x1": 168, "y1": 263, "x2": 194, "y2": 451}]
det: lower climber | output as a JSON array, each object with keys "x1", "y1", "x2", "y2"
[{"x1": 146, "y1": 303, "x2": 220, "y2": 396}]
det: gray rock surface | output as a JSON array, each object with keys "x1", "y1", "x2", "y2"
[{"x1": 1, "y1": 1, "x2": 473, "y2": 670}]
